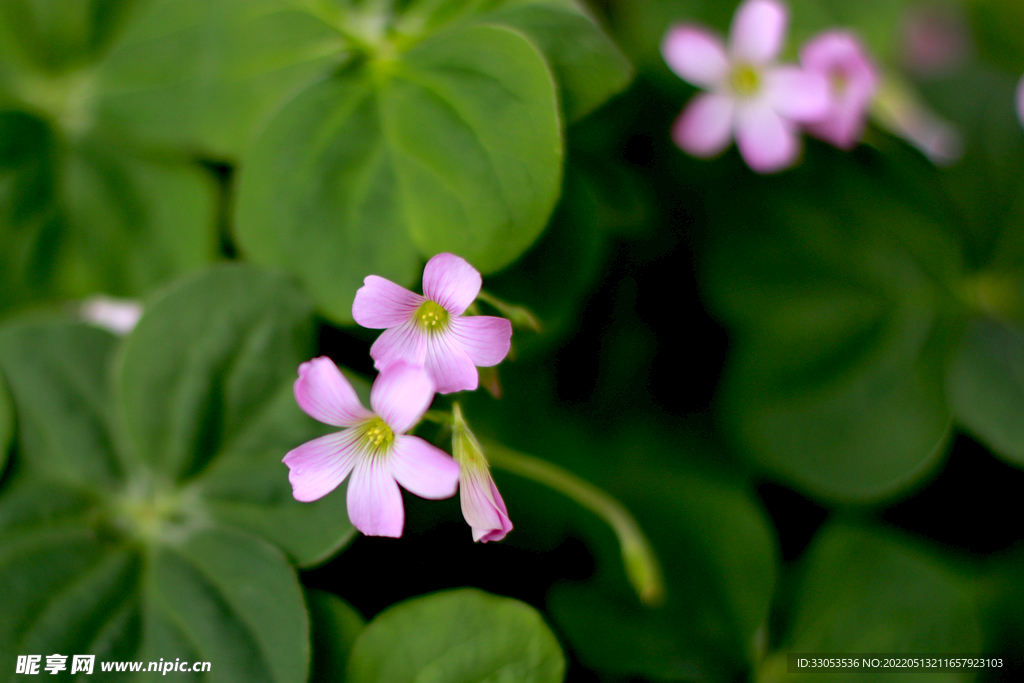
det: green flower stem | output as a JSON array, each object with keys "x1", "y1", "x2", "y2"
[
  {"x1": 420, "y1": 410, "x2": 453, "y2": 425},
  {"x1": 483, "y1": 440, "x2": 665, "y2": 607},
  {"x1": 476, "y1": 290, "x2": 542, "y2": 332}
]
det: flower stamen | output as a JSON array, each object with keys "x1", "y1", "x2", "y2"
[
  {"x1": 731, "y1": 63, "x2": 761, "y2": 96},
  {"x1": 415, "y1": 300, "x2": 449, "y2": 333},
  {"x1": 360, "y1": 417, "x2": 395, "y2": 454}
]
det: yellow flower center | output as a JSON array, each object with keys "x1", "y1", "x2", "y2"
[
  {"x1": 415, "y1": 300, "x2": 449, "y2": 333},
  {"x1": 360, "y1": 417, "x2": 395, "y2": 454},
  {"x1": 731, "y1": 64, "x2": 761, "y2": 96},
  {"x1": 830, "y1": 70, "x2": 849, "y2": 95}
]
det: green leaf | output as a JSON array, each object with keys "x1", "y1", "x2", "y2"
[
  {"x1": 96, "y1": 0, "x2": 347, "y2": 159},
  {"x1": 119, "y1": 264, "x2": 315, "y2": 480},
  {"x1": 308, "y1": 589, "x2": 365, "y2": 683},
  {"x1": 474, "y1": 0, "x2": 632, "y2": 122},
  {"x1": 0, "y1": 0, "x2": 134, "y2": 72},
  {"x1": 0, "y1": 320, "x2": 122, "y2": 489},
  {"x1": 0, "y1": 491, "x2": 311, "y2": 683},
  {"x1": 195, "y1": 383, "x2": 356, "y2": 567},
  {"x1": 235, "y1": 23, "x2": 562, "y2": 323},
  {"x1": 347, "y1": 588, "x2": 565, "y2": 683},
  {"x1": 0, "y1": 266, "x2": 357, "y2": 681},
  {"x1": 704, "y1": 153, "x2": 965, "y2": 502},
  {"x1": 146, "y1": 526, "x2": 309, "y2": 683},
  {"x1": 947, "y1": 317, "x2": 1024, "y2": 468},
  {"x1": 118, "y1": 264, "x2": 356, "y2": 564},
  {"x1": 761, "y1": 522, "x2": 982, "y2": 683},
  {"x1": 0, "y1": 119, "x2": 218, "y2": 312},
  {"x1": 0, "y1": 369, "x2": 12, "y2": 474},
  {"x1": 57, "y1": 138, "x2": 219, "y2": 298},
  {"x1": 547, "y1": 452, "x2": 777, "y2": 682}
]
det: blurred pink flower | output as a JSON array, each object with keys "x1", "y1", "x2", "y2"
[
  {"x1": 661, "y1": 0, "x2": 829, "y2": 173},
  {"x1": 353, "y1": 253, "x2": 512, "y2": 394},
  {"x1": 453, "y1": 404, "x2": 512, "y2": 542},
  {"x1": 1017, "y1": 75, "x2": 1024, "y2": 130},
  {"x1": 900, "y1": 5, "x2": 971, "y2": 78},
  {"x1": 283, "y1": 358, "x2": 459, "y2": 538},
  {"x1": 800, "y1": 31, "x2": 878, "y2": 149}
]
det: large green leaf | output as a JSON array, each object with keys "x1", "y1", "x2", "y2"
[
  {"x1": 347, "y1": 588, "x2": 565, "y2": 683},
  {"x1": 119, "y1": 264, "x2": 315, "y2": 480},
  {"x1": 947, "y1": 317, "x2": 1024, "y2": 468},
  {"x1": 0, "y1": 113, "x2": 218, "y2": 313},
  {"x1": 308, "y1": 589, "x2": 365, "y2": 683},
  {"x1": 0, "y1": 0, "x2": 136, "y2": 73},
  {"x1": 96, "y1": 0, "x2": 347, "y2": 159},
  {"x1": 0, "y1": 321, "x2": 122, "y2": 489},
  {"x1": 118, "y1": 264, "x2": 355, "y2": 565},
  {"x1": 547, "y1": 444, "x2": 777, "y2": 682},
  {"x1": 0, "y1": 478, "x2": 310, "y2": 683},
  {"x1": 473, "y1": 0, "x2": 632, "y2": 122},
  {"x1": 703, "y1": 153, "x2": 965, "y2": 502},
  {"x1": 236, "y1": 22, "x2": 562, "y2": 323},
  {"x1": 0, "y1": 266, "x2": 357, "y2": 680},
  {"x1": 0, "y1": 369, "x2": 12, "y2": 474},
  {"x1": 760, "y1": 522, "x2": 982, "y2": 683}
]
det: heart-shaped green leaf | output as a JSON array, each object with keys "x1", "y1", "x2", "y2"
[
  {"x1": 546, "y1": 443, "x2": 777, "y2": 682},
  {"x1": 760, "y1": 522, "x2": 982, "y2": 682},
  {"x1": 347, "y1": 588, "x2": 565, "y2": 683},
  {"x1": 473, "y1": 0, "x2": 633, "y2": 122},
  {"x1": 0, "y1": 112, "x2": 218, "y2": 313},
  {"x1": 703, "y1": 153, "x2": 965, "y2": 502},
  {"x1": 947, "y1": 317, "x2": 1024, "y2": 468},
  {"x1": 0, "y1": 369, "x2": 13, "y2": 475},
  {"x1": 0, "y1": 321, "x2": 122, "y2": 489},
  {"x1": 0, "y1": 265, "x2": 358, "y2": 681},
  {"x1": 96, "y1": 0, "x2": 347, "y2": 160},
  {"x1": 308, "y1": 589, "x2": 365, "y2": 683},
  {"x1": 235, "y1": 22, "x2": 562, "y2": 323},
  {"x1": 0, "y1": 474, "x2": 310, "y2": 683}
]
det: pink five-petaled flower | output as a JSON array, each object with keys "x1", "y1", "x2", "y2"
[
  {"x1": 353, "y1": 253, "x2": 512, "y2": 394},
  {"x1": 661, "y1": 0, "x2": 829, "y2": 173},
  {"x1": 800, "y1": 31, "x2": 878, "y2": 150},
  {"x1": 452, "y1": 404, "x2": 512, "y2": 542},
  {"x1": 283, "y1": 357, "x2": 460, "y2": 538}
]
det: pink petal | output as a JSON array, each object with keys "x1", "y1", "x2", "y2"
[
  {"x1": 448, "y1": 315, "x2": 512, "y2": 367},
  {"x1": 283, "y1": 430, "x2": 361, "y2": 502},
  {"x1": 661, "y1": 25, "x2": 729, "y2": 88},
  {"x1": 422, "y1": 253, "x2": 481, "y2": 316},
  {"x1": 765, "y1": 66, "x2": 830, "y2": 122},
  {"x1": 425, "y1": 330, "x2": 479, "y2": 394},
  {"x1": 369, "y1": 362, "x2": 435, "y2": 434},
  {"x1": 729, "y1": 0, "x2": 787, "y2": 64},
  {"x1": 389, "y1": 435, "x2": 460, "y2": 499},
  {"x1": 347, "y1": 455, "x2": 404, "y2": 537},
  {"x1": 671, "y1": 93, "x2": 735, "y2": 158},
  {"x1": 460, "y1": 467, "x2": 512, "y2": 543},
  {"x1": 1016, "y1": 74, "x2": 1024, "y2": 129},
  {"x1": 799, "y1": 32, "x2": 877, "y2": 148},
  {"x1": 370, "y1": 320, "x2": 428, "y2": 372},
  {"x1": 353, "y1": 275, "x2": 425, "y2": 329},
  {"x1": 735, "y1": 101, "x2": 800, "y2": 173},
  {"x1": 294, "y1": 357, "x2": 374, "y2": 427}
]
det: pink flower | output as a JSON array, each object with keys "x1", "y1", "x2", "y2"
[
  {"x1": 661, "y1": 0, "x2": 829, "y2": 173},
  {"x1": 283, "y1": 358, "x2": 460, "y2": 538},
  {"x1": 800, "y1": 31, "x2": 878, "y2": 150},
  {"x1": 1017, "y1": 74, "x2": 1024, "y2": 130},
  {"x1": 453, "y1": 404, "x2": 512, "y2": 542},
  {"x1": 353, "y1": 253, "x2": 512, "y2": 394}
]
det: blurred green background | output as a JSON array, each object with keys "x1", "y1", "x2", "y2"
[{"x1": 2, "y1": 0, "x2": 1024, "y2": 681}]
